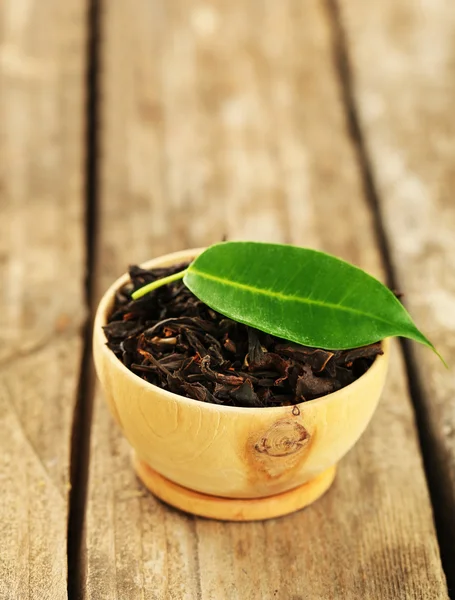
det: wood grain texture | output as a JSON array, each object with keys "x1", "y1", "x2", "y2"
[
  {"x1": 0, "y1": 1, "x2": 87, "y2": 598},
  {"x1": 84, "y1": 0, "x2": 448, "y2": 598},
  {"x1": 337, "y1": 0, "x2": 455, "y2": 571}
]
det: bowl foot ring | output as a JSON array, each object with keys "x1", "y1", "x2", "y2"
[{"x1": 133, "y1": 454, "x2": 336, "y2": 521}]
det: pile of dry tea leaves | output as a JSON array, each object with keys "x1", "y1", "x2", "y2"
[{"x1": 104, "y1": 263, "x2": 383, "y2": 408}]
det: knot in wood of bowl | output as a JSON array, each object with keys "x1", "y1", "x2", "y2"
[{"x1": 255, "y1": 419, "x2": 310, "y2": 457}]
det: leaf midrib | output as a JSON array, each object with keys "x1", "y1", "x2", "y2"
[{"x1": 188, "y1": 266, "x2": 399, "y2": 328}]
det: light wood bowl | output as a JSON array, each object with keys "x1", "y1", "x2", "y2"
[{"x1": 93, "y1": 248, "x2": 390, "y2": 520}]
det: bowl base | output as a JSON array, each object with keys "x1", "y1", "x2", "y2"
[{"x1": 133, "y1": 455, "x2": 336, "y2": 521}]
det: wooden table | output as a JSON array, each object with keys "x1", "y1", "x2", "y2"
[{"x1": 1, "y1": 1, "x2": 454, "y2": 598}]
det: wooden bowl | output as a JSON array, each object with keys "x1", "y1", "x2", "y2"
[{"x1": 93, "y1": 248, "x2": 390, "y2": 520}]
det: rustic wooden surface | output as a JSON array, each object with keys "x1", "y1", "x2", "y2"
[
  {"x1": 339, "y1": 0, "x2": 455, "y2": 585},
  {"x1": 1, "y1": 0, "x2": 453, "y2": 598},
  {"x1": 81, "y1": 1, "x2": 449, "y2": 599},
  {"x1": 0, "y1": 1, "x2": 87, "y2": 599}
]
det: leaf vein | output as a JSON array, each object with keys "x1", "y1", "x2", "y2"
[{"x1": 189, "y1": 267, "x2": 397, "y2": 327}]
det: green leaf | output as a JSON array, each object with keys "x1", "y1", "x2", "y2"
[{"x1": 183, "y1": 241, "x2": 441, "y2": 359}]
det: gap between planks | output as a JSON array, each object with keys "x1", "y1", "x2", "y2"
[
  {"x1": 326, "y1": 0, "x2": 454, "y2": 593},
  {"x1": 67, "y1": 0, "x2": 101, "y2": 597}
]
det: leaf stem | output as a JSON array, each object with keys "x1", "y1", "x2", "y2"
[{"x1": 131, "y1": 268, "x2": 188, "y2": 300}]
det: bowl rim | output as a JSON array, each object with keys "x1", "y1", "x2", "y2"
[{"x1": 93, "y1": 247, "x2": 390, "y2": 415}]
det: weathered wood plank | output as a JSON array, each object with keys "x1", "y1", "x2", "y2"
[
  {"x1": 0, "y1": 1, "x2": 87, "y2": 598},
  {"x1": 337, "y1": 0, "x2": 455, "y2": 577},
  {"x1": 84, "y1": 1, "x2": 448, "y2": 598}
]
